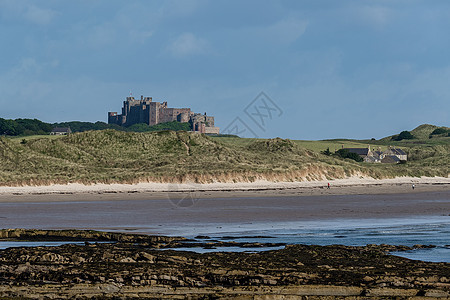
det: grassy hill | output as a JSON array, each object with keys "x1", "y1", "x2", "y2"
[
  {"x1": 0, "y1": 127, "x2": 448, "y2": 186},
  {"x1": 411, "y1": 124, "x2": 442, "y2": 139},
  {"x1": 379, "y1": 124, "x2": 449, "y2": 142},
  {"x1": 367, "y1": 124, "x2": 449, "y2": 163}
]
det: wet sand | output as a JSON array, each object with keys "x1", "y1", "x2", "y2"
[{"x1": 0, "y1": 189, "x2": 448, "y2": 235}]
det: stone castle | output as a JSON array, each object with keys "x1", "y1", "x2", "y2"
[{"x1": 108, "y1": 96, "x2": 220, "y2": 134}]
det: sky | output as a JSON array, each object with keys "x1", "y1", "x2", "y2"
[{"x1": 0, "y1": 0, "x2": 449, "y2": 140}]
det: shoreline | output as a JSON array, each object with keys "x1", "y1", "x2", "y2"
[
  {"x1": 0, "y1": 185, "x2": 448, "y2": 233},
  {"x1": 0, "y1": 229, "x2": 448, "y2": 298},
  {"x1": 0, "y1": 176, "x2": 448, "y2": 201}
]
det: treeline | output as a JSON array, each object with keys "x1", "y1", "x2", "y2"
[
  {"x1": 54, "y1": 121, "x2": 191, "y2": 133},
  {"x1": 54, "y1": 121, "x2": 124, "y2": 133},
  {"x1": 0, "y1": 118, "x2": 53, "y2": 136},
  {"x1": 0, "y1": 118, "x2": 192, "y2": 136}
]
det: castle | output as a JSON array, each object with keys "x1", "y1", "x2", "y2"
[{"x1": 108, "y1": 96, "x2": 220, "y2": 134}]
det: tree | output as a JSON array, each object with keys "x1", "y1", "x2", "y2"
[
  {"x1": 346, "y1": 152, "x2": 363, "y2": 162},
  {"x1": 0, "y1": 118, "x2": 23, "y2": 136},
  {"x1": 393, "y1": 131, "x2": 414, "y2": 141},
  {"x1": 335, "y1": 149, "x2": 363, "y2": 162},
  {"x1": 127, "y1": 121, "x2": 191, "y2": 132},
  {"x1": 430, "y1": 128, "x2": 448, "y2": 135}
]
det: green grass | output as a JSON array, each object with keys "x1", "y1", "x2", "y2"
[
  {"x1": 213, "y1": 137, "x2": 389, "y2": 153},
  {"x1": 10, "y1": 134, "x2": 64, "y2": 141},
  {"x1": 0, "y1": 126, "x2": 448, "y2": 186},
  {"x1": 293, "y1": 140, "x2": 388, "y2": 153},
  {"x1": 380, "y1": 124, "x2": 449, "y2": 142}
]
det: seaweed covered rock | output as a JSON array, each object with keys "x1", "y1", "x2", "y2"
[{"x1": 0, "y1": 230, "x2": 448, "y2": 298}]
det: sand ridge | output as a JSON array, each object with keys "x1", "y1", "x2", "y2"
[{"x1": 0, "y1": 176, "x2": 448, "y2": 196}]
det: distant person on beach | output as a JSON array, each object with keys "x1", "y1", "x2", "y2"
[
  {"x1": 327, "y1": 183, "x2": 330, "y2": 189},
  {"x1": 412, "y1": 184, "x2": 415, "y2": 190}
]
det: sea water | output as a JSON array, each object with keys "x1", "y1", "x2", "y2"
[
  {"x1": 0, "y1": 241, "x2": 86, "y2": 249},
  {"x1": 0, "y1": 217, "x2": 448, "y2": 262},
  {"x1": 156, "y1": 216, "x2": 450, "y2": 262},
  {"x1": 0, "y1": 194, "x2": 448, "y2": 262}
]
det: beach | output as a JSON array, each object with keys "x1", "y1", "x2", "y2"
[
  {"x1": 0, "y1": 176, "x2": 448, "y2": 236},
  {"x1": 0, "y1": 177, "x2": 449, "y2": 297},
  {"x1": 0, "y1": 176, "x2": 449, "y2": 202}
]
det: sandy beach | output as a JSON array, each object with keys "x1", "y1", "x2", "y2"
[
  {"x1": 0, "y1": 176, "x2": 448, "y2": 235},
  {"x1": 0, "y1": 176, "x2": 448, "y2": 204},
  {"x1": 0, "y1": 190, "x2": 448, "y2": 235}
]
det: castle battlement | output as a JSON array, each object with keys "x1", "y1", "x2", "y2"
[{"x1": 108, "y1": 95, "x2": 219, "y2": 134}]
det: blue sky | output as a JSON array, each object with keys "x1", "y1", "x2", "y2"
[{"x1": 0, "y1": 0, "x2": 449, "y2": 139}]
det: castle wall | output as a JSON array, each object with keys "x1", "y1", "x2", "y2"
[
  {"x1": 108, "y1": 96, "x2": 218, "y2": 134},
  {"x1": 108, "y1": 112, "x2": 119, "y2": 125},
  {"x1": 177, "y1": 112, "x2": 189, "y2": 123},
  {"x1": 159, "y1": 108, "x2": 191, "y2": 124},
  {"x1": 126, "y1": 105, "x2": 143, "y2": 125},
  {"x1": 204, "y1": 126, "x2": 220, "y2": 134},
  {"x1": 205, "y1": 116, "x2": 215, "y2": 127},
  {"x1": 149, "y1": 102, "x2": 160, "y2": 126}
]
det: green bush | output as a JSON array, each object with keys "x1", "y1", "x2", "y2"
[
  {"x1": 321, "y1": 147, "x2": 332, "y2": 156},
  {"x1": 393, "y1": 131, "x2": 414, "y2": 141},
  {"x1": 127, "y1": 121, "x2": 191, "y2": 132},
  {"x1": 430, "y1": 128, "x2": 448, "y2": 135},
  {"x1": 335, "y1": 149, "x2": 363, "y2": 162}
]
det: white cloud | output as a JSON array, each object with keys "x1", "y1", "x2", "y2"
[
  {"x1": 23, "y1": 4, "x2": 57, "y2": 25},
  {"x1": 158, "y1": 0, "x2": 206, "y2": 18},
  {"x1": 0, "y1": 1, "x2": 57, "y2": 25},
  {"x1": 167, "y1": 32, "x2": 209, "y2": 57},
  {"x1": 356, "y1": 5, "x2": 393, "y2": 29},
  {"x1": 266, "y1": 17, "x2": 308, "y2": 44},
  {"x1": 237, "y1": 16, "x2": 308, "y2": 46},
  {"x1": 15, "y1": 58, "x2": 40, "y2": 74},
  {"x1": 3, "y1": 57, "x2": 59, "y2": 81},
  {"x1": 129, "y1": 30, "x2": 154, "y2": 44},
  {"x1": 85, "y1": 23, "x2": 117, "y2": 48}
]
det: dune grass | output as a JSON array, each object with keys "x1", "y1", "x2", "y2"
[
  {"x1": 213, "y1": 136, "x2": 383, "y2": 153},
  {"x1": 10, "y1": 135, "x2": 64, "y2": 141},
  {"x1": 0, "y1": 129, "x2": 448, "y2": 186}
]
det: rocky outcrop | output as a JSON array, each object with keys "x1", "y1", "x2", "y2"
[
  {"x1": 0, "y1": 228, "x2": 183, "y2": 243},
  {"x1": 0, "y1": 230, "x2": 448, "y2": 298}
]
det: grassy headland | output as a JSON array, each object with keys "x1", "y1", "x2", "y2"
[{"x1": 0, "y1": 124, "x2": 448, "y2": 186}]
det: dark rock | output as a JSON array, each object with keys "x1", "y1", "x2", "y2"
[
  {"x1": 194, "y1": 235, "x2": 211, "y2": 239},
  {"x1": 0, "y1": 229, "x2": 448, "y2": 298}
]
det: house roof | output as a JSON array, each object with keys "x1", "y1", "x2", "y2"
[
  {"x1": 373, "y1": 150, "x2": 383, "y2": 155},
  {"x1": 364, "y1": 156, "x2": 378, "y2": 162},
  {"x1": 381, "y1": 155, "x2": 400, "y2": 163},
  {"x1": 390, "y1": 148, "x2": 406, "y2": 155},
  {"x1": 51, "y1": 127, "x2": 71, "y2": 133},
  {"x1": 343, "y1": 148, "x2": 370, "y2": 156}
]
